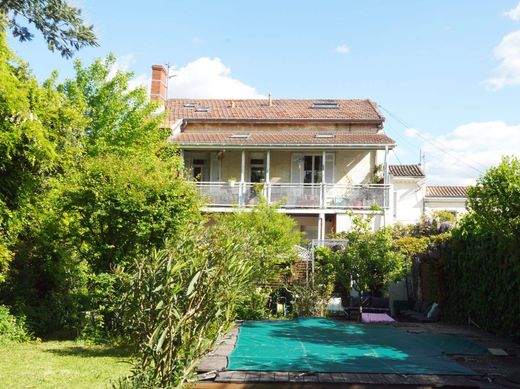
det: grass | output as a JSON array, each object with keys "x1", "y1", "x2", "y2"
[{"x1": 0, "y1": 340, "x2": 131, "y2": 388}]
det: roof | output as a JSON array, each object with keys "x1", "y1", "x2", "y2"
[
  {"x1": 167, "y1": 99, "x2": 385, "y2": 123},
  {"x1": 426, "y1": 186, "x2": 468, "y2": 198},
  {"x1": 172, "y1": 131, "x2": 396, "y2": 149},
  {"x1": 389, "y1": 164, "x2": 425, "y2": 178}
]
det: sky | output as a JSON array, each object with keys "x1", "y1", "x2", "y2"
[{"x1": 7, "y1": 0, "x2": 520, "y2": 185}]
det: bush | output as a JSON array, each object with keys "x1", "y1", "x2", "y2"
[
  {"x1": 443, "y1": 157, "x2": 520, "y2": 338},
  {"x1": 117, "y1": 223, "x2": 253, "y2": 388},
  {"x1": 215, "y1": 196, "x2": 302, "y2": 320},
  {"x1": 235, "y1": 288, "x2": 270, "y2": 320},
  {"x1": 290, "y1": 282, "x2": 329, "y2": 317},
  {"x1": 0, "y1": 304, "x2": 32, "y2": 344}
]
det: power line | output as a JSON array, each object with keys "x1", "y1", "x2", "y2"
[
  {"x1": 391, "y1": 149, "x2": 403, "y2": 165},
  {"x1": 379, "y1": 105, "x2": 485, "y2": 175}
]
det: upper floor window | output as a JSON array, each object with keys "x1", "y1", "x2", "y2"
[{"x1": 311, "y1": 102, "x2": 340, "y2": 109}]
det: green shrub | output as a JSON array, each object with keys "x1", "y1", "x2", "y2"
[
  {"x1": 290, "y1": 282, "x2": 329, "y2": 317},
  {"x1": 235, "y1": 288, "x2": 270, "y2": 320},
  {"x1": 443, "y1": 157, "x2": 520, "y2": 338},
  {"x1": 0, "y1": 304, "x2": 32, "y2": 344},
  {"x1": 117, "y1": 223, "x2": 253, "y2": 388}
]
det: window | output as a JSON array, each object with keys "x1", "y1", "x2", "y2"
[
  {"x1": 250, "y1": 159, "x2": 265, "y2": 183},
  {"x1": 183, "y1": 103, "x2": 196, "y2": 108},
  {"x1": 315, "y1": 132, "x2": 336, "y2": 138},
  {"x1": 311, "y1": 102, "x2": 340, "y2": 109},
  {"x1": 303, "y1": 155, "x2": 323, "y2": 184},
  {"x1": 195, "y1": 107, "x2": 210, "y2": 112},
  {"x1": 229, "y1": 133, "x2": 251, "y2": 139}
]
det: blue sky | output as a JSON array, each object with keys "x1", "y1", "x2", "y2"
[{"x1": 8, "y1": 0, "x2": 520, "y2": 184}]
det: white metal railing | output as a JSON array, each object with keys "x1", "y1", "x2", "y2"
[{"x1": 195, "y1": 182, "x2": 390, "y2": 210}]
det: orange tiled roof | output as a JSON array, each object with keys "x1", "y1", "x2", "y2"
[
  {"x1": 389, "y1": 164, "x2": 425, "y2": 178},
  {"x1": 172, "y1": 131, "x2": 395, "y2": 147},
  {"x1": 167, "y1": 99, "x2": 384, "y2": 123},
  {"x1": 426, "y1": 186, "x2": 468, "y2": 198}
]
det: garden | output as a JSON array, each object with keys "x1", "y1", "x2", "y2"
[{"x1": 1, "y1": 3, "x2": 520, "y2": 388}]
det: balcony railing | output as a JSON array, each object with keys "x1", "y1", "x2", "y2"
[{"x1": 195, "y1": 182, "x2": 389, "y2": 210}]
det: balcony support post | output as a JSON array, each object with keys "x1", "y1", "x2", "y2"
[
  {"x1": 318, "y1": 213, "x2": 326, "y2": 241},
  {"x1": 383, "y1": 145, "x2": 389, "y2": 226},
  {"x1": 240, "y1": 150, "x2": 246, "y2": 206},
  {"x1": 266, "y1": 150, "x2": 271, "y2": 202}
]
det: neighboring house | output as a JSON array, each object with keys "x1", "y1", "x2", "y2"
[
  {"x1": 150, "y1": 65, "x2": 468, "y2": 238},
  {"x1": 388, "y1": 164, "x2": 426, "y2": 225},
  {"x1": 424, "y1": 186, "x2": 468, "y2": 216}
]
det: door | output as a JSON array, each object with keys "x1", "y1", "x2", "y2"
[
  {"x1": 303, "y1": 155, "x2": 323, "y2": 184},
  {"x1": 250, "y1": 158, "x2": 265, "y2": 183}
]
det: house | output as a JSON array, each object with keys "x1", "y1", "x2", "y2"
[
  {"x1": 424, "y1": 186, "x2": 468, "y2": 216},
  {"x1": 388, "y1": 165, "x2": 468, "y2": 222},
  {"x1": 151, "y1": 65, "x2": 397, "y2": 240},
  {"x1": 150, "y1": 65, "x2": 468, "y2": 238}
]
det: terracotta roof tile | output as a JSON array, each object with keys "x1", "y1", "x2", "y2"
[
  {"x1": 167, "y1": 99, "x2": 384, "y2": 123},
  {"x1": 389, "y1": 164, "x2": 425, "y2": 177},
  {"x1": 172, "y1": 131, "x2": 395, "y2": 147},
  {"x1": 426, "y1": 186, "x2": 468, "y2": 198}
]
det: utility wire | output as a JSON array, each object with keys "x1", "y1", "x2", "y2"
[
  {"x1": 379, "y1": 105, "x2": 485, "y2": 175},
  {"x1": 391, "y1": 149, "x2": 403, "y2": 165}
]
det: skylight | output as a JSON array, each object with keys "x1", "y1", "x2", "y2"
[
  {"x1": 183, "y1": 103, "x2": 197, "y2": 108},
  {"x1": 195, "y1": 107, "x2": 211, "y2": 113},
  {"x1": 311, "y1": 102, "x2": 340, "y2": 109},
  {"x1": 229, "y1": 133, "x2": 251, "y2": 139},
  {"x1": 315, "y1": 132, "x2": 336, "y2": 138}
]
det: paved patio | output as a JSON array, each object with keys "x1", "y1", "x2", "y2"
[{"x1": 197, "y1": 320, "x2": 520, "y2": 388}]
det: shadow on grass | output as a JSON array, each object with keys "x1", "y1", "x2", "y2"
[{"x1": 42, "y1": 343, "x2": 133, "y2": 358}]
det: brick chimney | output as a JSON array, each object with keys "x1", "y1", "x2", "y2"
[{"x1": 150, "y1": 64, "x2": 168, "y2": 105}]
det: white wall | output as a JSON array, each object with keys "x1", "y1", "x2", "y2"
[
  {"x1": 391, "y1": 177, "x2": 425, "y2": 225},
  {"x1": 424, "y1": 199, "x2": 467, "y2": 216}
]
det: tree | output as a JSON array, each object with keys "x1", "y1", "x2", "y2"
[
  {"x1": 0, "y1": 0, "x2": 97, "y2": 58},
  {"x1": 0, "y1": 28, "x2": 85, "y2": 286},
  {"x1": 467, "y1": 155, "x2": 520, "y2": 238},
  {"x1": 0, "y1": 46, "x2": 200, "y2": 335},
  {"x1": 215, "y1": 195, "x2": 302, "y2": 286},
  {"x1": 342, "y1": 215, "x2": 408, "y2": 320}
]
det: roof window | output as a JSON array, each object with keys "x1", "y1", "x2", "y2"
[
  {"x1": 315, "y1": 132, "x2": 336, "y2": 138},
  {"x1": 195, "y1": 107, "x2": 211, "y2": 113},
  {"x1": 311, "y1": 102, "x2": 340, "y2": 109},
  {"x1": 229, "y1": 133, "x2": 251, "y2": 139},
  {"x1": 183, "y1": 103, "x2": 197, "y2": 108}
]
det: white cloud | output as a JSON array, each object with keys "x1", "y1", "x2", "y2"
[
  {"x1": 106, "y1": 53, "x2": 152, "y2": 91},
  {"x1": 483, "y1": 30, "x2": 520, "y2": 90},
  {"x1": 335, "y1": 44, "x2": 350, "y2": 54},
  {"x1": 128, "y1": 73, "x2": 151, "y2": 91},
  {"x1": 168, "y1": 57, "x2": 264, "y2": 99},
  {"x1": 505, "y1": 2, "x2": 520, "y2": 21},
  {"x1": 410, "y1": 121, "x2": 520, "y2": 185},
  {"x1": 107, "y1": 53, "x2": 135, "y2": 80},
  {"x1": 404, "y1": 127, "x2": 420, "y2": 138}
]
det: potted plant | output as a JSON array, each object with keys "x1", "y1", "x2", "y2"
[{"x1": 227, "y1": 177, "x2": 237, "y2": 187}]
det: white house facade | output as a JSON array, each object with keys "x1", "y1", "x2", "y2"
[{"x1": 150, "y1": 65, "x2": 468, "y2": 238}]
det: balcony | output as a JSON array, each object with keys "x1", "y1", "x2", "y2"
[{"x1": 195, "y1": 182, "x2": 390, "y2": 210}]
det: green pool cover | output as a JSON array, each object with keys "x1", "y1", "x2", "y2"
[{"x1": 228, "y1": 318, "x2": 486, "y2": 375}]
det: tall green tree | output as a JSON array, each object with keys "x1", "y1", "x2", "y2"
[
  {"x1": 342, "y1": 215, "x2": 408, "y2": 306},
  {"x1": 0, "y1": 0, "x2": 97, "y2": 58},
  {"x1": 0, "y1": 28, "x2": 85, "y2": 285},
  {"x1": 467, "y1": 155, "x2": 520, "y2": 238}
]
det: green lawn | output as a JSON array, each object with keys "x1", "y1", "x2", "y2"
[{"x1": 0, "y1": 341, "x2": 131, "y2": 388}]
